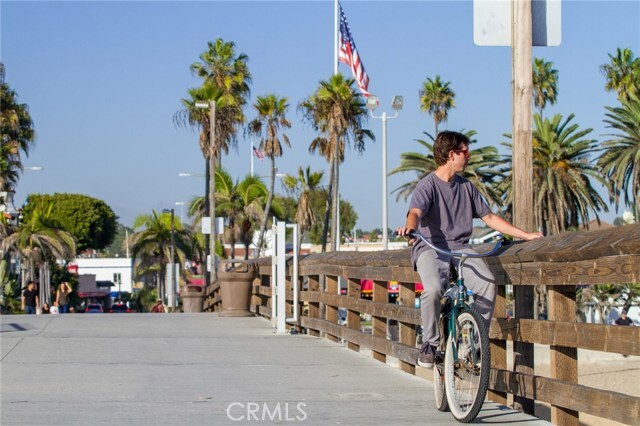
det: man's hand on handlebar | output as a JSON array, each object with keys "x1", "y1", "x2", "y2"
[{"x1": 395, "y1": 226, "x2": 416, "y2": 245}]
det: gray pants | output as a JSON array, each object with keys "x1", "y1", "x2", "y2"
[{"x1": 416, "y1": 247, "x2": 496, "y2": 346}]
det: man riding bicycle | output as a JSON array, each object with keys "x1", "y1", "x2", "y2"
[{"x1": 396, "y1": 131, "x2": 542, "y2": 368}]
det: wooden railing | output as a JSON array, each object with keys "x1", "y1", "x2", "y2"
[{"x1": 206, "y1": 224, "x2": 640, "y2": 426}]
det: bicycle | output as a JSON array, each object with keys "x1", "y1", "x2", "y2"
[{"x1": 408, "y1": 230, "x2": 507, "y2": 423}]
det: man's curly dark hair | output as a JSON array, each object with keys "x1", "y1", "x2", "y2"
[{"x1": 433, "y1": 131, "x2": 469, "y2": 166}]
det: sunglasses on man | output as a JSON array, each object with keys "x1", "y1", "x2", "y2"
[{"x1": 453, "y1": 147, "x2": 470, "y2": 156}]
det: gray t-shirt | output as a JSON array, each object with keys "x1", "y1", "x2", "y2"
[{"x1": 409, "y1": 172, "x2": 491, "y2": 266}]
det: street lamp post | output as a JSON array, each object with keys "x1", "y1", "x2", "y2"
[
  {"x1": 162, "y1": 208, "x2": 176, "y2": 309},
  {"x1": 195, "y1": 100, "x2": 217, "y2": 284},
  {"x1": 366, "y1": 95, "x2": 403, "y2": 251}
]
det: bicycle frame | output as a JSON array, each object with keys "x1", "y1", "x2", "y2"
[{"x1": 409, "y1": 231, "x2": 504, "y2": 365}]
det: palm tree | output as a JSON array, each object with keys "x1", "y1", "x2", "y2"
[
  {"x1": 600, "y1": 47, "x2": 640, "y2": 101},
  {"x1": 577, "y1": 285, "x2": 620, "y2": 324},
  {"x1": 306, "y1": 135, "x2": 342, "y2": 252},
  {"x1": 299, "y1": 74, "x2": 373, "y2": 251},
  {"x1": 532, "y1": 57, "x2": 559, "y2": 117},
  {"x1": 1, "y1": 203, "x2": 76, "y2": 286},
  {"x1": 419, "y1": 75, "x2": 455, "y2": 135},
  {"x1": 247, "y1": 94, "x2": 292, "y2": 257},
  {"x1": 129, "y1": 210, "x2": 194, "y2": 302},
  {"x1": 1, "y1": 63, "x2": 35, "y2": 191},
  {"x1": 598, "y1": 94, "x2": 640, "y2": 220},
  {"x1": 617, "y1": 284, "x2": 640, "y2": 312},
  {"x1": 189, "y1": 38, "x2": 252, "y2": 168},
  {"x1": 283, "y1": 166, "x2": 324, "y2": 253},
  {"x1": 390, "y1": 130, "x2": 503, "y2": 207},
  {"x1": 215, "y1": 169, "x2": 269, "y2": 259},
  {"x1": 501, "y1": 113, "x2": 608, "y2": 235}
]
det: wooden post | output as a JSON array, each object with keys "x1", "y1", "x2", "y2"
[
  {"x1": 398, "y1": 282, "x2": 416, "y2": 375},
  {"x1": 512, "y1": 0, "x2": 535, "y2": 414},
  {"x1": 488, "y1": 284, "x2": 508, "y2": 405},
  {"x1": 263, "y1": 274, "x2": 272, "y2": 319},
  {"x1": 250, "y1": 276, "x2": 260, "y2": 314},
  {"x1": 325, "y1": 275, "x2": 340, "y2": 342},
  {"x1": 372, "y1": 280, "x2": 388, "y2": 363},
  {"x1": 286, "y1": 275, "x2": 293, "y2": 321},
  {"x1": 347, "y1": 278, "x2": 361, "y2": 352},
  {"x1": 549, "y1": 285, "x2": 579, "y2": 425},
  {"x1": 308, "y1": 275, "x2": 321, "y2": 337}
]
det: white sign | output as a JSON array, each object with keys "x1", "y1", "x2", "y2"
[
  {"x1": 474, "y1": 0, "x2": 561, "y2": 46},
  {"x1": 201, "y1": 217, "x2": 224, "y2": 235}
]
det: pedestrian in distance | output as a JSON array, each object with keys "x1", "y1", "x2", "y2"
[
  {"x1": 615, "y1": 309, "x2": 634, "y2": 326},
  {"x1": 22, "y1": 281, "x2": 39, "y2": 315},
  {"x1": 41, "y1": 302, "x2": 51, "y2": 314},
  {"x1": 150, "y1": 299, "x2": 165, "y2": 313},
  {"x1": 56, "y1": 282, "x2": 72, "y2": 314},
  {"x1": 396, "y1": 131, "x2": 543, "y2": 368}
]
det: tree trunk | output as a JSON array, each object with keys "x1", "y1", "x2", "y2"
[
  {"x1": 297, "y1": 227, "x2": 303, "y2": 258},
  {"x1": 159, "y1": 255, "x2": 169, "y2": 305},
  {"x1": 330, "y1": 138, "x2": 340, "y2": 252},
  {"x1": 228, "y1": 218, "x2": 236, "y2": 260},
  {"x1": 255, "y1": 156, "x2": 276, "y2": 258},
  {"x1": 321, "y1": 165, "x2": 334, "y2": 253}
]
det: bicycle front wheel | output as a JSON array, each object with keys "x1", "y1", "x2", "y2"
[
  {"x1": 443, "y1": 307, "x2": 490, "y2": 423},
  {"x1": 433, "y1": 362, "x2": 449, "y2": 412}
]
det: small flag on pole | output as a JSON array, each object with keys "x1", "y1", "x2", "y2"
[
  {"x1": 252, "y1": 146, "x2": 265, "y2": 160},
  {"x1": 338, "y1": 2, "x2": 370, "y2": 97}
]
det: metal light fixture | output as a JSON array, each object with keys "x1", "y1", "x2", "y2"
[
  {"x1": 178, "y1": 172, "x2": 204, "y2": 178},
  {"x1": 391, "y1": 96, "x2": 404, "y2": 111},
  {"x1": 366, "y1": 95, "x2": 379, "y2": 111}
]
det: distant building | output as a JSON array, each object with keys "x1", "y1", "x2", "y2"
[{"x1": 72, "y1": 258, "x2": 133, "y2": 295}]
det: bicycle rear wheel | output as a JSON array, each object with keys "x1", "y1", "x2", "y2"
[
  {"x1": 443, "y1": 307, "x2": 490, "y2": 423},
  {"x1": 433, "y1": 362, "x2": 449, "y2": 411}
]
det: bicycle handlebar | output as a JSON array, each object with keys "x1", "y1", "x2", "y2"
[{"x1": 407, "y1": 229, "x2": 507, "y2": 258}]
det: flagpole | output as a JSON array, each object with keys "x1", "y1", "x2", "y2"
[
  {"x1": 334, "y1": 0, "x2": 338, "y2": 75},
  {"x1": 250, "y1": 141, "x2": 254, "y2": 177}
]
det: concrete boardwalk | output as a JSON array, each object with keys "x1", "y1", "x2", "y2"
[{"x1": 1, "y1": 313, "x2": 549, "y2": 425}]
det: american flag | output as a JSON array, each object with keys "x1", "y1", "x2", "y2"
[
  {"x1": 338, "y1": 3, "x2": 370, "y2": 97},
  {"x1": 252, "y1": 146, "x2": 265, "y2": 160}
]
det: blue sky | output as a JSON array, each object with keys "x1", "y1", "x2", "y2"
[{"x1": 2, "y1": 1, "x2": 639, "y2": 231}]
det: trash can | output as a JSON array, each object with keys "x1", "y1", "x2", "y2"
[
  {"x1": 181, "y1": 284, "x2": 204, "y2": 313},
  {"x1": 218, "y1": 262, "x2": 257, "y2": 317}
]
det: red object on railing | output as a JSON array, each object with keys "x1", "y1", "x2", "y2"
[{"x1": 360, "y1": 279, "x2": 423, "y2": 294}]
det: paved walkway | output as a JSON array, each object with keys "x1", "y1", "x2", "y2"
[{"x1": 1, "y1": 313, "x2": 549, "y2": 425}]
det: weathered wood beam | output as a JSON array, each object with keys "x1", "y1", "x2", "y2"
[
  {"x1": 490, "y1": 318, "x2": 640, "y2": 355},
  {"x1": 489, "y1": 368, "x2": 640, "y2": 425}
]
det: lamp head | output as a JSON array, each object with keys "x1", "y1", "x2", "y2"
[
  {"x1": 195, "y1": 101, "x2": 209, "y2": 109},
  {"x1": 365, "y1": 95, "x2": 379, "y2": 111},
  {"x1": 391, "y1": 95, "x2": 404, "y2": 111}
]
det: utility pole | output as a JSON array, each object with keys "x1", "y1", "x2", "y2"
[{"x1": 511, "y1": 0, "x2": 535, "y2": 415}]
